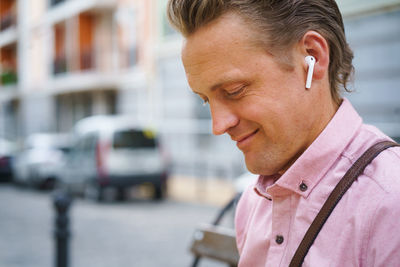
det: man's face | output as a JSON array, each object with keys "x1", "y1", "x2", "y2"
[{"x1": 182, "y1": 13, "x2": 321, "y2": 175}]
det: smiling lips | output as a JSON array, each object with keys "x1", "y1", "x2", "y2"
[{"x1": 234, "y1": 129, "x2": 259, "y2": 150}]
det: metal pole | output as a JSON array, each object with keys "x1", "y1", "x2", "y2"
[{"x1": 53, "y1": 190, "x2": 72, "y2": 267}]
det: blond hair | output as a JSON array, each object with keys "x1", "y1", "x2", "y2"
[{"x1": 167, "y1": 0, "x2": 354, "y2": 103}]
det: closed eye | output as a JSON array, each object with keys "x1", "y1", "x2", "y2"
[{"x1": 226, "y1": 85, "x2": 246, "y2": 98}]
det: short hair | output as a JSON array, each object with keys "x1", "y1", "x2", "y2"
[{"x1": 167, "y1": 0, "x2": 354, "y2": 104}]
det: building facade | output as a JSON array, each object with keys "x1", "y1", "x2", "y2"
[
  {"x1": 337, "y1": 0, "x2": 400, "y2": 141},
  {"x1": 0, "y1": 0, "x2": 399, "y2": 180}
]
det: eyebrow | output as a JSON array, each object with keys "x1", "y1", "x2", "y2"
[
  {"x1": 193, "y1": 78, "x2": 244, "y2": 95},
  {"x1": 211, "y1": 82, "x2": 226, "y2": 92}
]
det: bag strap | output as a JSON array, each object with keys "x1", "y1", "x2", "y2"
[{"x1": 289, "y1": 140, "x2": 400, "y2": 267}]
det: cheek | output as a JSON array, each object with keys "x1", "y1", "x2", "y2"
[
  {"x1": 257, "y1": 105, "x2": 300, "y2": 140},
  {"x1": 250, "y1": 108, "x2": 284, "y2": 134}
]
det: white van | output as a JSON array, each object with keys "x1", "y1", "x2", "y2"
[{"x1": 59, "y1": 115, "x2": 169, "y2": 201}]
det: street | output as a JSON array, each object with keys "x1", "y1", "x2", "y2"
[{"x1": 0, "y1": 184, "x2": 234, "y2": 267}]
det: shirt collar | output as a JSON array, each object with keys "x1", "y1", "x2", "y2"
[{"x1": 254, "y1": 98, "x2": 362, "y2": 199}]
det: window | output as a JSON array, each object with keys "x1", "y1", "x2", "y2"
[
  {"x1": 53, "y1": 23, "x2": 67, "y2": 74},
  {"x1": 113, "y1": 130, "x2": 156, "y2": 149},
  {"x1": 0, "y1": 0, "x2": 16, "y2": 31}
]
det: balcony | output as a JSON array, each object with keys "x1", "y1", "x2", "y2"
[
  {"x1": 48, "y1": 71, "x2": 120, "y2": 94},
  {"x1": 46, "y1": 0, "x2": 118, "y2": 26},
  {"x1": 53, "y1": 56, "x2": 67, "y2": 75},
  {"x1": 52, "y1": 49, "x2": 95, "y2": 75},
  {"x1": 0, "y1": 12, "x2": 16, "y2": 31},
  {"x1": 80, "y1": 49, "x2": 94, "y2": 70},
  {"x1": 0, "y1": 69, "x2": 17, "y2": 85},
  {"x1": 0, "y1": 2, "x2": 17, "y2": 49},
  {"x1": 0, "y1": 65, "x2": 18, "y2": 103},
  {"x1": 0, "y1": 44, "x2": 17, "y2": 86},
  {"x1": 0, "y1": 0, "x2": 16, "y2": 31}
]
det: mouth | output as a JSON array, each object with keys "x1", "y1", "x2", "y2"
[{"x1": 235, "y1": 129, "x2": 259, "y2": 150}]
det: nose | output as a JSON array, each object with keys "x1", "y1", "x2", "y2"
[{"x1": 210, "y1": 101, "x2": 239, "y2": 135}]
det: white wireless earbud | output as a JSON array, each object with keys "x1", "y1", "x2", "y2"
[{"x1": 305, "y1": 56, "x2": 315, "y2": 89}]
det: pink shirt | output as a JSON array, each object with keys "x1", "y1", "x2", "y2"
[{"x1": 235, "y1": 98, "x2": 400, "y2": 267}]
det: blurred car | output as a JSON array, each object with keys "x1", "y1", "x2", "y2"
[
  {"x1": 0, "y1": 137, "x2": 17, "y2": 182},
  {"x1": 59, "y1": 115, "x2": 169, "y2": 201},
  {"x1": 12, "y1": 133, "x2": 71, "y2": 189}
]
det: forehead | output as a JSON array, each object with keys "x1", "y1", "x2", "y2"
[
  {"x1": 181, "y1": 13, "x2": 262, "y2": 90},
  {"x1": 182, "y1": 12, "x2": 258, "y2": 59}
]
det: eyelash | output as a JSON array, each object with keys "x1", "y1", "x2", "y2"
[
  {"x1": 198, "y1": 85, "x2": 246, "y2": 106},
  {"x1": 226, "y1": 86, "x2": 246, "y2": 98}
]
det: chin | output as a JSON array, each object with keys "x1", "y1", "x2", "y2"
[
  {"x1": 245, "y1": 159, "x2": 276, "y2": 176},
  {"x1": 244, "y1": 152, "x2": 285, "y2": 176}
]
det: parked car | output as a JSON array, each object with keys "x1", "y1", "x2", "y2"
[
  {"x1": 59, "y1": 115, "x2": 169, "y2": 201},
  {"x1": 12, "y1": 133, "x2": 71, "y2": 189},
  {"x1": 0, "y1": 137, "x2": 16, "y2": 182}
]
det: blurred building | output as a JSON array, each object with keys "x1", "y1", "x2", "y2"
[
  {"x1": 0, "y1": 0, "x2": 399, "y2": 180},
  {"x1": 337, "y1": 0, "x2": 400, "y2": 141},
  {"x1": 0, "y1": 0, "x2": 244, "y2": 180},
  {"x1": 0, "y1": 0, "x2": 19, "y2": 139},
  {"x1": 0, "y1": 0, "x2": 152, "y2": 137}
]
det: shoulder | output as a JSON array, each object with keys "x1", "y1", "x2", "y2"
[
  {"x1": 343, "y1": 123, "x2": 400, "y2": 194},
  {"x1": 363, "y1": 144, "x2": 400, "y2": 194},
  {"x1": 364, "y1": 172, "x2": 400, "y2": 266},
  {"x1": 344, "y1": 132, "x2": 400, "y2": 265}
]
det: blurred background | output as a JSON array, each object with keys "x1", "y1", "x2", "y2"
[{"x1": 0, "y1": 0, "x2": 399, "y2": 266}]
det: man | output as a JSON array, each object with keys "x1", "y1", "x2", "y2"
[{"x1": 167, "y1": 0, "x2": 400, "y2": 266}]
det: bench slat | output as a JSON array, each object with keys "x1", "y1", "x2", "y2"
[{"x1": 190, "y1": 224, "x2": 239, "y2": 266}]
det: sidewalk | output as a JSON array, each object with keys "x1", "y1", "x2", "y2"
[{"x1": 167, "y1": 175, "x2": 237, "y2": 207}]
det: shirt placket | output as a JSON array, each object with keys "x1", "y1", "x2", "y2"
[{"x1": 267, "y1": 194, "x2": 292, "y2": 266}]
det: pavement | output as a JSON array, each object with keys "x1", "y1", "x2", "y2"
[{"x1": 0, "y1": 184, "x2": 229, "y2": 267}]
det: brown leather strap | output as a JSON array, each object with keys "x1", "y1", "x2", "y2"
[{"x1": 289, "y1": 141, "x2": 400, "y2": 267}]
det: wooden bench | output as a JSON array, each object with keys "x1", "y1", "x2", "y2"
[{"x1": 190, "y1": 223, "x2": 239, "y2": 267}]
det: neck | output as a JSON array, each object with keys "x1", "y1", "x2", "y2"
[{"x1": 278, "y1": 96, "x2": 341, "y2": 176}]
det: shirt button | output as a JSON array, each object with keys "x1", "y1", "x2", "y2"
[
  {"x1": 299, "y1": 182, "x2": 308, "y2": 192},
  {"x1": 275, "y1": 235, "x2": 284, "y2": 245}
]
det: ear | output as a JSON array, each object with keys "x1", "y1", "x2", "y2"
[{"x1": 298, "y1": 31, "x2": 330, "y2": 82}]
